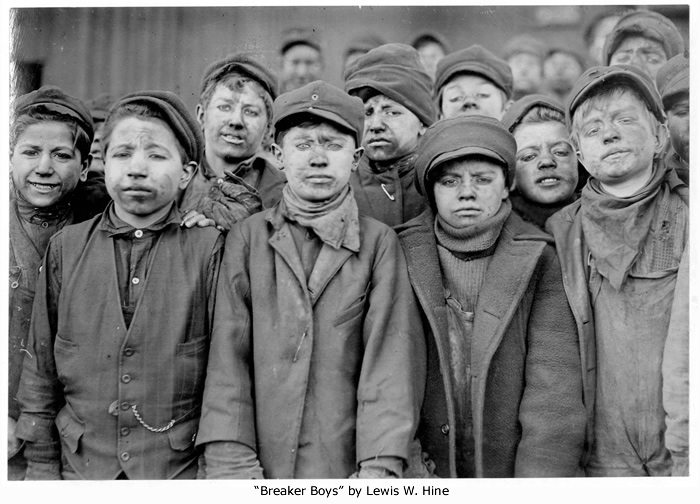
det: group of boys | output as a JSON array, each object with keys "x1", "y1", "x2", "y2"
[{"x1": 8, "y1": 7, "x2": 690, "y2": 480}]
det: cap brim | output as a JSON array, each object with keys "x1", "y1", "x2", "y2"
[
  {"x1": 275, "y1": 107, "x2": 359, "y2": 143},
  {"x1": 429, "y1": 146, "x2": 507, "y2": 172}
]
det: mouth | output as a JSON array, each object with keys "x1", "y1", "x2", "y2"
[
  {"x1": 536, "y1": 176, "x2": 562, "y2": 187},
  {"x1": 454, "y1": 207, "x2": 481, "y2": 216},
  {"x1": 603, "y1": 149, "x2": 628, "y2": 161},
  {"x1": 367, "y1": 138, "x2": 390, "y2": 146},
  {"x1": 28, "y1": 181, "x2": 59, "y2": 192},
  {"x1": 121, "y1": 186, "x2": 153, "y2": 196},
  {"x1": 305, "y1": 175, "x2": 334, "y2": 183},
  {"x1": 221, "y1": 132, "x2": 246, "y2": 145}
]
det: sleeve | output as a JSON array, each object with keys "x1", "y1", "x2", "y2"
[
  {"x1": 196, "y1": 223, "x2": 261, "y2": 476},
  {"x1": 662, "y1": 247, "x2": 689, "y2": 476},
  {"x1": 197, "y1": 175, "x2": 263, "y2": 231},
  {"x1": 14, "y1": 235, "x2": 65, "y2": 479},
  {"x1": 514, "y1": 246, "x2": 586, "y2": 477},
  {"x1": 355, "y1": 228, "x2": 427, "y2": 468}
]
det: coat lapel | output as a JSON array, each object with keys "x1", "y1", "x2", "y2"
[
  {"x1": 307, "y1": 245, "x2": 354, "y2": 306},
  {"x1": 268, "y1": 221, "x2": 308, "y2": 290}
]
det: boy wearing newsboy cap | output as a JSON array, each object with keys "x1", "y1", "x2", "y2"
[
  {"x1": 15, "y1": 90, "x2": 224, "y2": 479},
  {"x1": 197, "y1": 80, "x2": 426, "y2": 479}
]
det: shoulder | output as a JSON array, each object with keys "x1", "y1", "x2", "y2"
[
  {"x1": 503, "y1": 211, "x2": 554, "y2": 245},
  {"x1": 544, "y1": 199, "x2": 582, "y2": 238},
  {"x1": 394, "y1": 209, "x2": 433, "y2": 241}
]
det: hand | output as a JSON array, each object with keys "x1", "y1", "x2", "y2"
[{"x1": 180, "y1": 210, "x2": 224, "y2": 232}]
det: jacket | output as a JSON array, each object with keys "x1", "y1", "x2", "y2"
[
  {"x1": 196, "y1": 205, "x2": 426, "y2": 478},
  {"x1": 396, "y1": 209, "x2": 586, "y2": 477},
  {"x1": 15, "y1": 208, "x2": 223, "y2": 479}
]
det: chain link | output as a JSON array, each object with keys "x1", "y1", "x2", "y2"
[{"x1": 130, "y1": 404, "x2": 176, "y2": 433}]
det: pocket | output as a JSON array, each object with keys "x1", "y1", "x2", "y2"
[
  {"x1": 333, "y1": 293, "x2": 367, "y2": 327},
  {"x1": 175, "y1": 336, "x2": 210, "y2": 405},
  {"x1": 167, "y1": 417, "x2": 199, "y2": 452},
  {"x1": 54, "y1": 334, "x2": 79, "y2": 355},
  {"x1": 56, "y1": 405, "x2": 85, "y2": 454}
]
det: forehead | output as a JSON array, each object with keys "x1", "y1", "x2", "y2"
[
  {"x1": 210, "y1": 80, "x2": 265, "y2": 105},
  {"x1": 508, "y1": 52, "x2": 541, "y2": 66},
  {"x1": 285, "y1": 121, "x2": 354, "y2": 140},
  {"x1": 614, "y1": 35, "x2": 665, "y2": 53},
  {"x1": 445, "y1": 73, "x2": 498, "y2": 90},
  {"x1": 17, "y1": 121, "x2": 75, "y2": 144},
  {"x1": 283, "y1": 44, "x2": 321, "y2": 62},
  {"x1": 514, "y1": 121, "x2": 569, "y2": 145},
  {"x1": 364, "y1": 93, "x2": 409, "y2": 111},
  {"x1": 110, "y1": 116, "x2": 178, "y2": 145},
  {"x1": 438, "y1": 156, "x2": 504, "y2": 174},
  {"x1": 417, "y1": 42, "x2": 445, "y2": 56}
]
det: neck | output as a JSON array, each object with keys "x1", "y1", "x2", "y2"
[
  {"x1": 114, "y1": 202, "x2": 173, "y2": 229},
  {"x1": 600, "y1": 163, "x2": 654, "y2": 198},
  {"x1": 205, "y1": 150, "x2": 252, "y2": 178},
  {"x1": 371, "y1": 151, "x2": 416, "y2": 173}
]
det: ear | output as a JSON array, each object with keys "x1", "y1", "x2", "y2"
[
  {"x1": 502, "y1": 99, "x2": 514, "y2": 116},
  {"x1": 195, "y1": 104, "x2": 205, "y2": 129},
  {"x1": 653, "y1": 121, "x2": 669, "y2": 156},
  {"x1": 351, "y1": 147, "x2": 365, "y2": 172},
  {"x1": 271, "y1": 143, "x2": 284, "y2": 170},
  {"x1": 79, "y1": 156, "x2": 91, "y2": 182},
  {"x1": 417, "y1": 123, "x2": 428, "y2": 138},
  {"x1": 178, "y1": 161, "x2": 197, "y2": 190}
]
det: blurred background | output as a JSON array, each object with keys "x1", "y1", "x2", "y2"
[{"x1": 9, "y1": 5, "x2": 690, "y2": 111}]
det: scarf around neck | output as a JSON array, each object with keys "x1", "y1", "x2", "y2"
[
  {"x1": 280, "y1": 184, "x2": 361, "y2": 252},
  {"x1": 369, "y1": 151, "x2": 417, "y2": 176},
  {"x1": 581, "y1": 160, "x2": 669, "y2": 291}
]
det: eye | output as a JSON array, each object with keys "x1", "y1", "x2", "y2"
[
  {"x1": 448, "y1": 95, "x2": 463, "y2": 103},
  {"x1": 646, "y1": 54, "x2": 663, "y2": 64},
  {"x1": 149, "y1": 153, "x2": 167, "y2": 160},
  {"x1": 385, "y1": 109, "x2": 401, "y2": 117},
  {"x1": 475, "y1": 177, "x2": 493, "y2": 185},
  {"x1": 553, "y1": 150, "x2": 570, "y2": 158},
  {"x1": 617, "y1": 117, "x2": 634, "y2": 125},
  {"x1": 244, "y1": 108, "x2": 259, "y2": 117},
  {"x1": 585, "y1": 126, "x2": 600, "y2": 137},
  {"x1": 364, "y1": 109, "x2": 373, "y2": 117},
  {"x1": 477, "y1": 93, "x2": 491, "y2": 99},
  {"x1": 296, "y1": 142, "x2": 311, "y2": 150},
  {"x1": 438, "y1": 177, "x2": 458, "y2": 187},
  {"x1": 54, "y1": 152, "x2": 74, "y2": 161},
  {"x1": 20, "y1": 148, "x2": 38, "y2": 157},
  {"x1": 520, "y1": 154, "x2": 537, "y2": 163},
  {"x1": 327, "y1": 143, "x2": 343, "y2": 151},
  {"x1": 217, "y1": 104, "x2": 231, "y2": 112}
]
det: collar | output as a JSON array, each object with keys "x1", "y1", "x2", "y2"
[
  {"x1": 12, "y1": 186, "x2": 73, "y2": 226},
  {"x1": 368, "y1": 151, "x2": 417, "y2": 176},
  {"x1": 200, "y1": 150, "x2": 271, "y2": 180},
  {"x1": 98, "y1": 201, "x2": 181, "y2": 237}
]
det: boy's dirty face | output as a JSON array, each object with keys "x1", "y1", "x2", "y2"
[
  {"x1": 610, "y1": 36, "x2": 667, "y2": 80},
  {"x1": 11, "y1": 121, "x2": 88, "y2": 208},
  {"x1": 273, "y1": 122, "x2": 363, "y2": 202},
  {"x1": 666, "y1": 94, "x2": 689, "y2": 163},
  {"x1": 513, "y1": 121, "x2": 578, "y2": 205},
  {"x1": 441, "y1": 74, "x2": 507, "y2": 120},
  {"x1": 198, "y1": 81, "x2": 269, "y2": 163},
  {"x1": 508, "y1": 53, "x2": 543, "y2": 94},
  {"x1": 575, "y1": 91, "x2": 661, "y2": 193},
  {"x1": 432, "y1": 157, "x2": 508, "y2": 229},
  {"x1": 105, "y1": 116, "x2": 194, "y2": 226},
  {"x1": 362, "y1": 94, "x2": 426, "y2": 163},
  {"x1": 281, "y1": 44, "x2": 323, "y2": 91}
]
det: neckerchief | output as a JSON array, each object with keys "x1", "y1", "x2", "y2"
[
  {"x1": 280, "y1": 184, "x2": 361, "y2": 252},
  {"x1": 581, "y1": 161, "x2": 669, "y2": 291},
  {"x1": 434, "y1": 199, "x2": 511, "y2": 261},
  {"x1": 369, "y1": 151, "x2": 417, "y2": 177}
]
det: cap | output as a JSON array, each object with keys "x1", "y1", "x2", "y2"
[
  {"x1": 13, "y1": 85, "x2": 95, "y2": 141},
  {"x1": 414, "y1": 115, "x2": 517, "y2": 197},
  {"x1": 280, "y1": 27, "x2": 322, "y2": 55},
  {"x1": 501, "y1": 94, "x2": 565, "y2": 133},
  {"x1": 604, "y1": 9, "x2": 684, "y2": 64},
  {"x1": 273, "y1": 80, "x2": 365, "y2": 146},
  {"x1": 502, "y1": 34, "x2": 548, "y2": 61},
  {"x1": 109, "y1": 90, "x2": 204, "y2": 163},
  {"x1": 84, "y1": 93, "x2": 114, "y2": 123},
  {"x1": 409, "y1": 31, "x2": 452, "y2": 54},
  {"x1": 344, "y1": 43, "x2": 436, "y2": 126},
  {"x1": 435, "y1": 44, "x2": 513, "y2": 100},
  {"x1": 199, "y1": 53, "x2": 279, "y2": 100},
  {"x1": 656, "y1": 52, "x2": 689, "y2": 104},
  {"x1": 565, "y1": 64, "x2": 665, "y2": 128}
]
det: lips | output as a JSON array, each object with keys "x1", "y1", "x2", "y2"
[
  {"x1": 121, "y1": 185, "x2": 153, "y2": 195},
  {"x1": 603, "y1": 149, "x2": 629, "y2": 160},
  {"x1": 367, "y1": 137, "x2": 390, "y2": 145},
  {"x1": 28, "y1": 181, "x2": 59, "y2": 192},
  {"x1": 536, "y1": 176, "x2": 562, "y2": 186},
  {"x1": 221, "y1": 132, "x2": 246, "y2": 145}
]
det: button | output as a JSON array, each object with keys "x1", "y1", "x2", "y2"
[
  {"x1": 120, "y1": 401, "x2": 130, "y2": 411},
  {"x1": 134, "y1": 230, "x2": 143, "y2": 238},
  {"x1": 120, "y1": 427, "x2": 130, "y2": 437},
  {"x1": 41, "y1": 221, "x2": 49, "y2": 229},
  {"x1": 121, "y1": 374, "x2": 132, "y2": 384},
  {"x1": 10, "y1": 281, "x2": 19, "y2": 289},
  {"x1": 311, "y1": 93, "x2": 319, "y2": 101},
  {"x1": 440, "y1": 424, "x2": 450, "y2": 435},
  {"x1": 131, "y1": 278, "x2": 140, "y2": 285},
  {"x1": 123, "y1": 348, "x2": 134, "y2": 357},
  {"x1": 120, "y1": 452, "x2": 130, "y2": 461}
]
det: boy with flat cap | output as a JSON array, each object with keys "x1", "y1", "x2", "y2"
[
  {"x1": 185, "y1": 53, "x2": 283, "y2": 228},
  {"x1": 15, "y1": 90, "x2": 224, "y2": 479},
  {"x1": 344, "y1": 43, "x2": 436, "y2": 227},
  {"x1": 197, "y1": 80, "x2": 426, "y2": 479},
  {"x1": 546, "y1": 65, "x2": 688, "y2": 477},
  {"x1": 502, "y1": 34, "x2": 548, "y2": 101},
  {"x1": 656, "y1": 52, "x2": 689, "y2": 186},
  {"x1": 434, "y1": 44, "x2": 513, "y2": 121},
  {"x1": 605, "y1": 9, "x2": 685, "y2": 81},
  {"x1": 279, "y1": 27, "x2": 324, "y2": 94}
]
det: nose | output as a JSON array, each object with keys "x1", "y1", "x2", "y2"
[
  {"x1": 461, "y1": 96, "x2": 478, "y2": 110},
  {"x1": 457, "y1": 179, "x2": 476, "y2": 199},
  {"x1": 601, "y1": 121, "x2": 620, "y2": 144},
  {"x1": 309, "y1": 146, "x2": 328, "y2": 168},
  {"x1": 127, "y1": 153, "x2": 148, "y2": 177},
  {"x1": 34, "y1": 153, "x2": 55, "y2": 175},
  {"x1": 227, "y1": 105, "x2": 245, "y2": 128},
  {"x1": 538, "y1": 152, "x2": 557, "y2": 170},
  {"x1": 366, "y1": 113, "x2": 385, "y2": 133}
]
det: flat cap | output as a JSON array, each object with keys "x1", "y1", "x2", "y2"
[
  {"x1": 109, "y1": 90, "x2": 204, "y2": 163},
  {"x1": 415, "y1": 115, "x2": 517, "y2": 196},
  {"x1": 656, "y1": 52, "x2": 689, "y2": 104},
  {"x1": 502, "y1": 34, "x2": 548, "y2": 61},
  {"x1": 501, "y1": 94, "x2": 565, "y2": 133},
  {"x1": 604, "y1": 9, "x2": 684, "y2": 64},
  {"x1": 344, "y1": 43, "x2": 436, "y2": 126},
  {"x1": 409, "y1": 31, "x2": 452, "y2": 54},
  {"x1": 273, "y1": 80, "x2": 365, "y2": 146},
  {"x1": 199, "y1": 53, "x2": 279, "y2": 100},
  {"x1": 280, "y1": 27, "x2": 322, "y2": 55},
  {"x1": 14, "y1": 85, "x2": 95, "y2": 142},
  {"x1": 435, "y1": 44, "x2": 513, "y2": 100},
  {"x1": 565, "y1": 64, "x2": 665, "y2": 128}
]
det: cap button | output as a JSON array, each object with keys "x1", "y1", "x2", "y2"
[{"x1": 311, "y1": 93, "x2": 319, "y2": 101}]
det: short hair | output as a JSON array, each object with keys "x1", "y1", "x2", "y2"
[
  {"x1": 11, "y1": 106, "x2": 92, "y2": 162},
  {"x1": 512, "y1": 105, "x2": 566, "y2": 134},
  {"x1": 199, "y1": 70, "x2": 273, "y2": 126},
  {"x1": 274, "y1": 114, "x2": 356, "y2": 148},
  {"x1": 570, "y1": 83, "x2": 659, "y2": 149},
  {"x1": 101, "y1": 101, "x2": 190, "y2": 164}
]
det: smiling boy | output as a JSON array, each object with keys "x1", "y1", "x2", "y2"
[
  {"x1": 196, "y1": 80, "x2": 425, "y2": 479},
  {"x1": 15, "y1": 90, "x2": 223, "y2": 480}
]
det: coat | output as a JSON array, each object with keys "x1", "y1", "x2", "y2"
[
  {"x1": 196, "y1": 204, "x2": 426, "y2": 478},
  {"x1": 396, "y1": 209, "x2": 586, "y2": 478},
  {"x1": 15, "y1": 208, "x2": 222, "y2": 479}
]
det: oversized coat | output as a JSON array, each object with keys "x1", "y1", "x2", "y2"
[
  {"x1": 396, "y1": 209, "x2": 586, "y2": 478},
  {"x1": 196, "y1": 205, "x2": 426, "y2": 478}
]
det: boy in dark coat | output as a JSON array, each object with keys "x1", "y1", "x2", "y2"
[
  {"x1": 396, "y1": 115, "x2": 585, "y2": 478},
  {"x1": 197, "y1": 80, "x2": 426, "y2": 479},
  {"x1": 15, "y1": 90, "x2": 223, "y2": 479}
]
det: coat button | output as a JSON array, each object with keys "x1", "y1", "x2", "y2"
[
  {"x1": 131, "y1": 277, "x2": 140, "y2": 285},
  {"x1": 121, "y1": 374, "x2": 132, "y2": 383},
  {"x1": 440, "y1": 424, "x2": 450, "y2": 435},
  {"x1": 120, "y1": 427, "x2": 130, "y2": 437},
  {"x1": 10, "y1": 281, "x2": 19, "y2": 289},
  {"x1": 120, "y1": 452, "x2": 130, "y2": 461},
  {"x1": 121, "y1": 401, "x2": 130, "y2": 411},
  {"x1": 123, "y1": 348, "x2": 134, "y2": 357},
  {"x1": 134, "y1": 230, "x2": 143, "y2": 238}
]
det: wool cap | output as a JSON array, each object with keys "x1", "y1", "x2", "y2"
[
  {"x1": 604, "y1": 9, "x2": 684, "y2": 64},
  {"x1": 501, "y1": 94, "x2": 565, "y2": 133},
  {"x1": 280, "y1": 27, "x2": 322, "y2": 55},
  {"x1": 273, "y1": 80, "x2": 365, "y2": 146},
  {"x1": 84, "y1": 93, "x2": 114, "y2": 123},
  {"x1": 502, "y1": 34, "x2": 548, "y2": 62},
  {"x1": 344, "y1": 43, "x2": 436, "y2": 126},
  {"x1": 109, "y1": 90, "x2": 204, "y2": 163},
  {"x1": 344, "y1": 34, "x2": 387, "y2": 59},
  {"x1": 656, "y1": 52, "x2": 689, "y2": 105},
  {"x1": 409, "y1": 31, "x2": 452, "y2": 55},
  {"x1": 14, "y1": 85, "x2": 95, "y2": 142},
  {"x1": 199, "y1": 53, "x2": 279, "y2": 100},
  {"x1": 565, "y1": 64, "x2": 665, "y2": 128},
  {"x1": 435, "y1": 44, "x2": 513, "y2": 101},
  {"x1": 414, "y1": 115, "x2": 517, "y2": 198}
]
